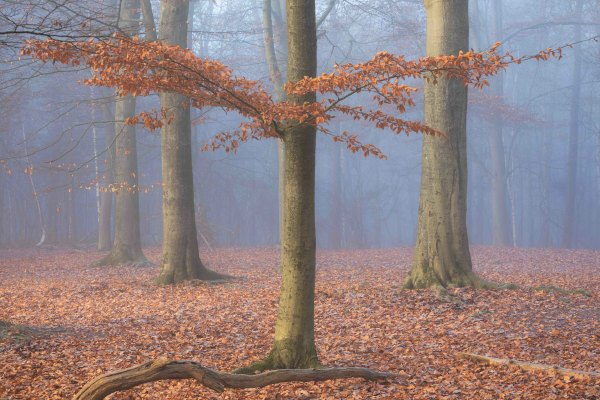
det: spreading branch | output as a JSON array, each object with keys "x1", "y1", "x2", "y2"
[
  {"x1": 73, "y1": 358, "x2": 391, "y2": 400},
  {"x1": 21, "y1": 34, "x2": 584, "y2": 157}
]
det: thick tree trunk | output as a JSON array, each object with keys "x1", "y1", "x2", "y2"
[
  {"x1": 236, "y1": 0, "x2": 319, "y2": 372},
  {"x1": 95, "y1": 0, "x2": 146, "y2": 265},
  {"x1": 269, "y1": 0, "x2": 319, "y2": 369},
  {"x1": 266, "y1": 0, "x2": 319, "y2": 369},
  {"x1": 404, "y1": 0, "x2": 479, "y2": 290},
  {"x1": 155, "y1": 0, "x2": 221, "y2": 284},
  {"x1": 97, "y1": 94, "x2": 146, "y2": 264},
  {"x1": 562, "y1": 0, "x2": 583, "y2": 249}
]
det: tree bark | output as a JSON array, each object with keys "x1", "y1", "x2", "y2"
[
  {"x1": 330, "y1": 122, "x2": 343, "y2": 249},
  {"x1": 267, "y1": 0, "x2": 319, "y2": 369},
  {"x1": 73, "y1": 358, "x2": 389, "y2": 400},
  {"x1": 95, "y1": 0, "x2": 146, "y2": 265},
  {"x1": 404, "y1": 0, "x2": 479, "y2": 290},
  {"x1": 488, "y1": 0, "x2": 512, "y2": 247},
  {"x1": 262, "y1": 0, "x2": 287, "y2": 247},
  {"x1": 97, "y1": 119, "x2": 114, "y2": 251},
  {"x1": 561, "y1": 0, "x2": 583, "y2": 249},
  {"x1": 236, "y1": 0, "x2": 319, "y2": 371},
  {"x1": 67, "y1": 177, "x2": 77, "y2": 244},
  {"x1": 155, "y1": 0, "x2": 221, "y2": 284}
]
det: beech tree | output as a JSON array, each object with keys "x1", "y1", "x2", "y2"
[
  {"x1": 94, "y1": 0, "x2": 147, "y2": 266},
  {"x1": 403, "y1": 0, "x2": 477, "y2": 290},
  {"x1": 153, "y1": 0, "x2": 222, "y2": 283},
  {"x1": 22, "y1": 3, "x2": 565, "y2": 395},
  {"x1": 254, "y1": 0, "x2": 320, "y2": 371}
]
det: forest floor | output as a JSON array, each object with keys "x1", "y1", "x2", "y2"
[{"x1": 0, "y1": 246, "x2": 598, "y2": 399}]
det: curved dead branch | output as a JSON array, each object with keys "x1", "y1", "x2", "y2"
[
  {"x1": 456, "y1": 352, "x2": 600, "y2": 380},
  {"x1": 73, "y1": 358, "x2": 391, "y2": 400}
]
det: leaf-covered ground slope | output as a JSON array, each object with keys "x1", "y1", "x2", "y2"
[{"x1": 0, "y1": 246, "x2": 598, "y2": 399}]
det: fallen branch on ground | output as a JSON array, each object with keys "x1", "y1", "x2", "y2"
[
  {"x1": 456, "y1": 352, "x2": 600, "y2": 380},
  {"x1": 73, "y1": 358, "x2": 391, "y2": 400}
]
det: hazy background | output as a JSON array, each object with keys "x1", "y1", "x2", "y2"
[{"x1": 1, "y1": 0, "x2": 598, "y2": 250}]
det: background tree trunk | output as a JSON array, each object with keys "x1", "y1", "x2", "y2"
[
  {"x1": 404, "y1": 0, "x2": 478, "y2": 290},
  {"x1": 97, "y1": 109, "x2": 114, "y2": 251},
  {"x1": 262, "y1": 0, "x2": 287, "y2": 247},
  {"x1": 561, "y1": 0, "x2": 583, "y2": 249},
  {"x1": 95, "y1": 0, "x2": 145, "y2": 265},
  {"x1": 488, "y1": 0, "x2": 512, "y2": 247},
  {"x1": 156, "y1": 0, "x2": 220, "y2": 284}
]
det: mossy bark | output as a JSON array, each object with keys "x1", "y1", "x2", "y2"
[
  {"x1": 95, "y1": 0, "x2": 146, "y2": 266},
  {"x1": 237, "y1": 0, "x2": 319, "y2": 372},
  {"x1": 404, "y1": 0, "x2": 479, "y2": 290},
  {"x1": 155, "y1": 0, "x2": 221, "y2": 284}
]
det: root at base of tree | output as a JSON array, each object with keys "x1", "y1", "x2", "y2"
[
  {"x1": 456, "y1": 352, "x2": 600, "y2": 380},
  {"x1": 73, "y1": 358, "x2": 391, "y2": 400}
]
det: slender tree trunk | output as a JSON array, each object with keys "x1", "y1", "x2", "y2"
[
  {"x1": 237, "y1": 0, "x2": 319, "y2": 372},
  {"x1": 97, "y1": 112, "x2": 114, "y2": 251},
  {"x1": 97, "y1": 102, "x2": 115, "y2": 251},
  {"x1": 330, "y1": 122, "x2": 342, "y2": 249},
  {"x1": 562, "y1": 0, "x2": 583, "y2": 249},
  {"x1": 262, "y1": 0, "x2": 287, "y2": 247},
  {"x1": 67, "y1": 178, "x2": 77, "y2": 244},
  {"x1": 92, "y1": 89, "x2": 101, "y2": 239},
  {"x1": 404, "y1": 0, "x2": 479, "y2": 290},
  {"x1": 96, "y1": 0, "x2": 146, "y2": 265},
  {"x1": 488, "y1": 0, "x2": 512, "y2": 246},
  {"x1": 268, "y1": 0, "x2": 318, "y2": 368},
  {"x1": 22, "y1": 124, "x2": 46, "y2": 246},
  {"x1": 45, "y1": 182, "x2": 59, "y2": 245},
  {"x1": 155, "y1": 0, "x2": 221, "y2": 284}
]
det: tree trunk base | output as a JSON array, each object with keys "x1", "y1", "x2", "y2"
[
  {"x1": 92, "y1": 246, "x2": 148, "y2": 267},
  {"x1": 73, "y1": 358, "x2": 391, "y2": 400},
  {"x1": 402, "y1": 270, "x2": 483, "y2": 291},
  {"x1": 233, "y1": 344, "x2": 320, "y2": 374},
  {"x1": 155, "y1": 264, "x2": 230, "y2": 285}
]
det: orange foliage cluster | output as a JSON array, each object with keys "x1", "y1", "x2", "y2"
[
  {"x1": 0, "y1": 246, "x2": 598, "y2": 399},
  {"x1": 20, "y1": 35, "x2": 555, "y2": 158}
]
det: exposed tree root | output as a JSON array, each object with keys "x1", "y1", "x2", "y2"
[
  {"x1": 402, "y1": 269, "x2": 483, "y2": 291},
  {"x1": 456, "y1": 352, "x2": 600, "y2": 380},
  {"x1": 232, "y1": 348, "x2": 321, "y2": 374},
  {"x1": 73, "y1": 358, "x2": 391, "y2": 400},
  {"x1": 403, "y1": 271, "x2": 517, "y2": 299}
]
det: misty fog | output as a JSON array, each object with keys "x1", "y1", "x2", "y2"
[{"x1": 1, "y1": 0, "x2": 598, "y2": 250}]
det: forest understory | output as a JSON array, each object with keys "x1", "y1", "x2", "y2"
[{"x1": 0, "y1": 246, "x2": 598, "y2": 399}]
